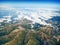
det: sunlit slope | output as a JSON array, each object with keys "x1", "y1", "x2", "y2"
[{"x1": 0, "y1": 23, "x2": 60, "y2": 45}]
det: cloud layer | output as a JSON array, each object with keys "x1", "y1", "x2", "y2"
[{"x1": 0, "y1": 6, "x2": 60, "y2": 25}]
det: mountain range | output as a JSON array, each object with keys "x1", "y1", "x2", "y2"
[{"x1": 0, "y1": 6, "x2": 60, "y2": 45}]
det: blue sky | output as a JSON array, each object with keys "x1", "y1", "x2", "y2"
[
  {"x1": 0, "y1": 0, "x2": 60, "y2": 8},
  {"x1": 0, "y1": 0, "x2": 60, "y2": 4}
]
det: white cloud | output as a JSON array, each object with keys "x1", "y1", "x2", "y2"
[
  {"x1": 0, "y1": 19, "x2": 3, "y2": 22},
  {"x1": 2, "y1": 16, "x2": 12, "y2": 23},
  {"x1": 16, "y1": 8, "x2": 60, "y2": 25},
  {"x1": 0, "y1": 5, "x2": 60, "y2": 25}
]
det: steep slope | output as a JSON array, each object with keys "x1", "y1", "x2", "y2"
[{"x1": 0, "y1": 23, "x2": 60, "y2": 45}]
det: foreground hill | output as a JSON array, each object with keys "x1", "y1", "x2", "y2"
[{"x1": 0, "y1": 22, "x2": 60, "y2": 45}]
